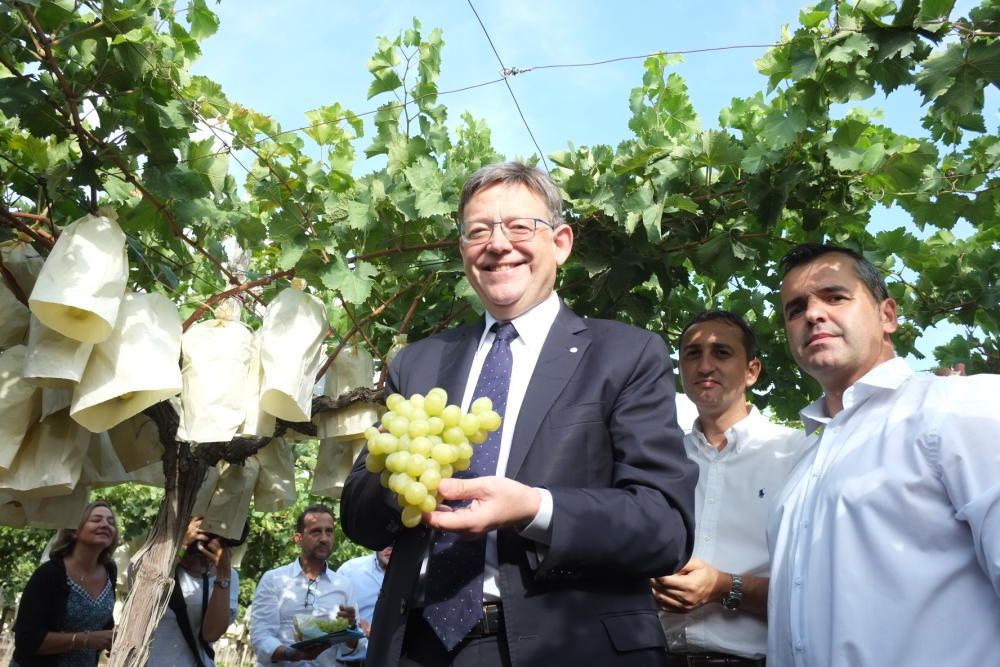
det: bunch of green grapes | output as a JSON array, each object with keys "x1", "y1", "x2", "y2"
[{"x1": 363, "y1": 388, "x2": 502, "y2": 528}]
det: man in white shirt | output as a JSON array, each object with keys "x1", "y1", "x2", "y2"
[
  {"x1": 335, "y1": 546, "x2": 392, "y2": 665},
  {"x1": 251, "y1": 504, "x2": 360, "y2": 666},
  {"x1": 652, "y1": 311, "x2": 807, "y2": 667},
  {"x1": 769, "y1": 242, "x2": 1000, "y2": 666}
]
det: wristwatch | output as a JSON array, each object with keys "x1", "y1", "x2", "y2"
[
  {"x1": 214, "y1": 578, "x2": 231, "y2": 589},
  {"x1": 721, "y1": 573, "x2": 743, "y2": 611}
]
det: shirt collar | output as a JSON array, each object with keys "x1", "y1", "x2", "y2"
[
  {"x1": 481, "y1": 291, "x2": 560, "y2": 353},
  {"x1": 691, "y1": 405, "x2": 766, "y2": 456},
  {"x1": 800, "y1": 357, "x2": 912, "y2": 434},
  {"x1": 294, "y1": 557, "x2": 329, "y2": 580}
]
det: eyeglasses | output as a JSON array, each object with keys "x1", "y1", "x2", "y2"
[
  {"x1": 459, "y1": 217, "x2": 555, "y2": 245},
  {"x1": 304, "y1": 578, "x2": 317, "y2": 608}
]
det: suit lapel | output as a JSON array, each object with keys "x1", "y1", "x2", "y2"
[{"x1": 505, "y1": 305, "x2": 589, "y2": 479}]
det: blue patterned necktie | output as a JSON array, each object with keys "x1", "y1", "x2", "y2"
[{"x1": 422, "y1": 321, "x2": 518, "y2": 650}]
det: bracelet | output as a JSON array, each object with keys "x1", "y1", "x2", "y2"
[{"x1": 71, "y1": 633, "x2": 78, "y2": 649}]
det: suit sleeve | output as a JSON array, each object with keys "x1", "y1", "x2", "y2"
[
  {"x1": 340, "y1": 348, "x2": 408, "y2": 550},
  {"x1": 541, "y1": 333, "x2": 697, "y2": 578}
]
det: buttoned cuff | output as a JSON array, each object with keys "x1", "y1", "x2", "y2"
[{"x1": 518, "y1": 487, "x2": 552, "y2": 545}]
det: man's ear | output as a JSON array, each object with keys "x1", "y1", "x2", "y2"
[
  {"x1": 293, "y1": 532, "x2": 302, "y2": 547},
  {"x1": 745, "y1": 358, "x2": 762, "y2": 388},
  {"x1": 553, "y1": 223, "x2": 574, "y2": 266},
  {"x1": 881, "y1": 297, "x2": 899, "y2": 335}
]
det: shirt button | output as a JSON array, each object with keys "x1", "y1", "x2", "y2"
[
  {"x1": 794, "y1": 577, "x2": 802, "y2": 587},
  {"x1": 707, "y1": 497, "x2": 716, "y2": 504},
  {"x1": 795, "y1": 641, "x2": 804, "y2": 651},
  {"x1": 703, "y1": 535, "x2": 712, "y2": 542}
]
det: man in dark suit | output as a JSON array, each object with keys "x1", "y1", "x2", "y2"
[{"x1": 341, "y1": 161, "x2": 697, "y2": 667}]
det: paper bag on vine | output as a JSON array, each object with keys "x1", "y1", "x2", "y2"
[
  {"x1": 0, "y1": 280, "x2": 29, "y2": 347},
  {"x1": 239, "y1": 330, "x2": 275, "y2": 437},
  {"x1": 71, "y1": 292, "x2": 183, "y2": 433},
  {"x1": 21, "y1": 485, "x2": 89, "y2": 529},
  {"x1": 40, "y1": 387, "x2": 73, "y2": 421},
  {"x1": 0, "y1": 411, "x2": 91, "y2": 498},
  {"x1": 252, "y1": 437, "x2": 296, "y2": 512},
  {"x1": 177, "y1": 319, "x2": 254, "y2": 443},
  {"x1": 258, "y1": 286, "x2": 327, "y2": 423},
  {"x1": 311, "y1": 437, "x2": 364, "y2": 499},
  {"x1": 22, "y1": 314, "x2": 94, "y2": 387},
  {"x1": 191, "y1": 465, "x2": 222, "y2": 517},
  {"x1": 201, "y1": 459, "x2": 260, "y2": 542},
  {"x1": 127, "y1": 460, "x2": 166, "y2": 488},
  {"x1": 0, "y1": 238, "x2": 45, "y2": 294},
  {"x1": 107, "y1": 411, "x2": 165, "y2": 472},
  {"x1": 316, "y1": 343, "x2": 379, "y2": 439},
  {"x1": 0, "y1": 345, "x2": 42, "y2": 472},
  {"x1": 0, "y1": 494, "x2": 26, "y2": 528},
  {"x1": 79, "y1": 431, "x2": 130, "y2": 488},
  {"x1": 28, "y1": 214, "x2": 128, "y2": 344}
]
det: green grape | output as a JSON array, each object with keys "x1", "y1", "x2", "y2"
[
  {"x1": 431, "y1": 443, "x2": 457, "y2": 465},
  {"x1": 365, "y1": 454, "x2": 386, "y2": 473},
  {"x1": 386, "y1": 451, "x2": 411, "y2": 473},
  {"x1": 404, "y1": 481, "x2": 428, "y2": 505},
  {"x1": 424, "y1": 391, "x2": 447, "y2": 416},
  {"x1": 459, "y1": 413, "x2": 481, "y2": 437},
  {"x1": 408, "y1": 418, "x2": 430, "y2": 438},
  {"x1": 441, "y1": 404, "x2": 462, "y2": 427},
  {"x1": 469, "y1": 430, "x2": 488, "y2": 445},
  {"x1": 387, "y1": 415, "x2": 409, "y2": 438},
  {"x1": 408, "y1": 393, "x2": 425, "y2": 410},
  {"x1": 419, "y1": 494, "x2": 438, "y2": 513},
  {"x1": 409, "y1": 436, "x2": 432, "y2": 457},
  {"x1": 406, "y1": 454, "x2": 428, "y2": 478},
  {"x1": 478, "y1": 410, "x2": 502, "y2": 432},
  {"x1": 471, "y1": 396, "x2": 493, "y2": 414},
  {"x1": 452, "y1": 457, "x2": 471, "y2": 472},
  {"x1": 427, "y1": 416, "x2": 445, "y2": 435},
  {"x1": 439, "y1": 463, "x2": 453, "y2": 478},
  {"x1": 385, "y1": 393, "x2": 405, "y2": 412},
  {"x1": 411, "y1": 407, "x2": 429, "y2": 422},
  {"x1": 375, "y1": 432, "x2": 398, "y2": 455},
  {"x1": 379, "y1": 470, "x2": 391, "y2": 488},
  {"x1": 396, "y1": 399, "x2": 415, "y2": 418},
  {"x1": 420, "y1": 468, "x2": 442, "y2": 492},
  {"x1": 442, "y1": 426, "x2": 467, "y2": 445},
  {"x1": 401, "y1": 504, "x2": 423, "y2": 528},
  {"x1": 364, "y1": 426, "x2": 380, "y2": 441},
  {"x1": 456, "y1": 442, "x2": 474, "y2": 461}
]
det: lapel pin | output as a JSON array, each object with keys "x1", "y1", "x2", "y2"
[{"x1": 568, "y1": 346, "x2": 578, "y2": 353}]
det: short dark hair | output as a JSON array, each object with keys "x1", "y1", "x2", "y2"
[
  {"x1": 296, "y1": 503, "x2": 334, "y2": 532},
  {"x1": 779, "y1": 243, "x2": 889, "y2": 302},
  {"x1": 680, "y1": 310, "x2": 759, "y2": 362},
  {"x1": 458, "y1": 161, "x2": 564, "y2": 227}
]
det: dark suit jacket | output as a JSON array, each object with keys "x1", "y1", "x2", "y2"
[{"x1": 341, "y1": 304, "x2": 697, "y2": 667}]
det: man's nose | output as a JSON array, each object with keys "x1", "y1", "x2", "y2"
[
  {"x1": 803, "y1": 296, "x2": 827, "y2": 323},
  {"x1": 483, "y1": 223, "x2": 513, "y2": 251}
]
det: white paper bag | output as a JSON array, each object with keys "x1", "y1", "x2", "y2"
[
  {"x1": 0, "y1": 238, "x2": 45, "y2": 294},
  {"x1": 79, "y1": 431, "x2": 130, "y2": 488},
  {"x1": 0, "y1": 411, "x2": 91, "y2": 498},
  {"x1": 177, "y1": 319, "x2": 253, "y2": 443},
  {"x1": 201, "y1": 459, "x2": 259, "y2": 541},
  {"x1": 40, "y1": 386, "x2": 73, "y2": 421},
  {"x1": 317, "y1": 343, "x2": 378, "y2": 439},
  {"x1": 20, "y1": 485, "x2": 90, "y2": 529},
  {"x1": 192, "y1": 465, "x2": 222, "y2": 517},
  {"x1": 127, "y1": 460, "x2": 166, "y2": 488},
  {"x1": 28, "y1": 214, "x2": 128, "y2": 344},
  {"x1": 22, "y1": 314, "x2": 94, "y2": 387},
  {"x1": 0, "y1": 345, "x2": 42, "y2": 472},
  {"x1": 0, "y1": 495, "x2": 26, "y2": 528},
  {"x1": 70, "y1": 292, "x2": 183, "y2": 433},
  {"x1": 311, "y1": 437, "x2": 363, "y2": 499},
  {"x1": 107, "y1": 411, "x2": 164, "y2": 472},
  {"x1": 0, "y1": 280, "x2": 30, "y2": 347},
  {"x1": 239, "y1": 330, "x2": 276, "y2": 437},
  {"x1": 258, "y1": 287, "x2": 328, "y2": 422},
  {"x1": 252, "y1": 437, "x2": 296, "y2": 512}
]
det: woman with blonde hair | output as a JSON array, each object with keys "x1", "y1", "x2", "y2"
[{"x1": 11, "y1": 500, "x2": 119, "y2": 666}]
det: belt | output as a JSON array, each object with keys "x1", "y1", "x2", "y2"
[
  {"x1": 666, "y1": 652, "x2": 765, "y2": 667},
  {"x1": 466, "y1": 602, "x2": 504, "y2": 637}
]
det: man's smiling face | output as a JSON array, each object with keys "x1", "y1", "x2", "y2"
[{"x1": 459, "y1": 182, "x2": 573, "y2": 320}]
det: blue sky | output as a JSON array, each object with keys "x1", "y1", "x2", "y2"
[{"x1": 190, "y1": 1, "x2": 990, "y2": 366}]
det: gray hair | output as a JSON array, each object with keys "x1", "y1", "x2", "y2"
[{"x1": 458, "y1": 162, "x2": 565, "y2": 226}]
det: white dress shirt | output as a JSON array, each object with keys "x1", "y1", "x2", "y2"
[
  {"x1": 461, "y1": 291, "x2": 560, "y2": 599},
  {"x1": 767, "y1": 357, "x2": 1000, "y2": 666},
  {"x1": 334, "y1": 553, "x2": 385, "y2": 662},
  {"x1": 148, "y1": 568, "x2": 240, "y2": 667},
  {"x1": 250, "y1": 559, "x2": 360, "y2": 666},
  {"x1": 660, "y1": 407, "x2": 808, "y2": 658}
]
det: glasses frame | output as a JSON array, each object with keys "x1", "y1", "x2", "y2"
[
  {"x1": 458, "y1": 217, "x2": 555, "y2": 246},
  {"x1": 304, "y1": 577, "x2": 318, "y2": 608}
]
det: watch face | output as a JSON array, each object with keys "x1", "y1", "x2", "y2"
[{"x1": 722, "y1": 596, "x2": 738, "y2": 611}]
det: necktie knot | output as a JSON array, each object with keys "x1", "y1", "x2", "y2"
[{"x1": 493, "y1": 321, "x2": 518, "y2": 343}]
